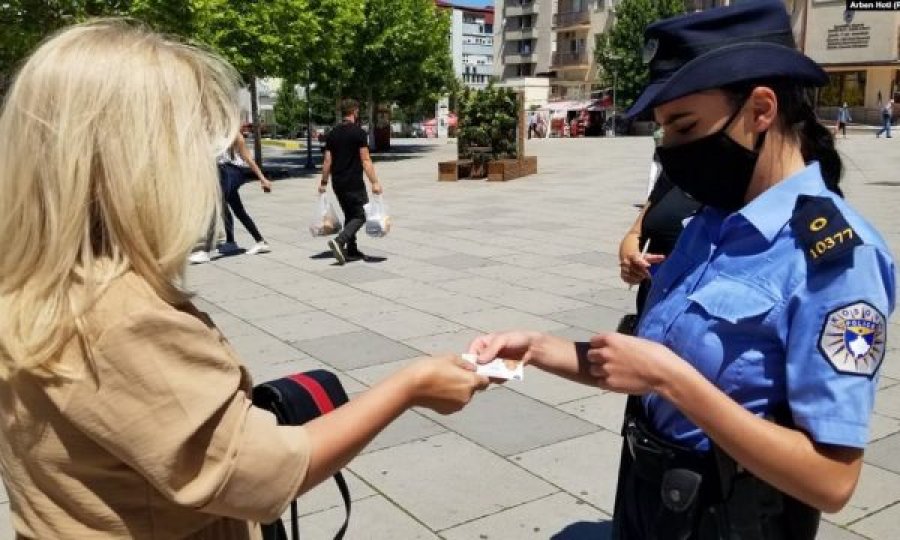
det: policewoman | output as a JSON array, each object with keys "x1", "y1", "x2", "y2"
[{"x1": 468, "y1": 1, "x2": 896, "y2": 538}]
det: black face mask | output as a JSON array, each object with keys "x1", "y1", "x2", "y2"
[{"x1": 656, "y1": 101, "x2": 767, "y2": 212}]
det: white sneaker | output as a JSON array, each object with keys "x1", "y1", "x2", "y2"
[
  {"x1": 189, "y1": 251, "x2": 211, "y2": 265},
  {"x1": 247, "y1": 241, "x2": 271, "y2": 255}
]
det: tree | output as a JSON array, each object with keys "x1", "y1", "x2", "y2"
[
  {"x1": 1, "y1": 1, "x2": 198, "y2": 90},
  {"x1": 304, "y1": 0, "x2": 365, "y2": 122},
  {"x1": 344, "y1": 0, "x2": 455, "y2": 146},
  {"x1": 274, "y1": 79, "x2": 305, "y2": 136},
  {"x1": 196, "y1": 0, "x2": 317, "y2": 163},
  {"x1": 594, "y1": 0, "x2": 684, "y2": 114}
]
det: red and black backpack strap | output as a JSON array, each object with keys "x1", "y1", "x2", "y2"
[{"x1": 253, "y1": 370, "x2": 351, "y2": 540}]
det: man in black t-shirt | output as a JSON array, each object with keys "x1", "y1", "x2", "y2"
[{"x1": 319, "y1": 99, "x2": 383, "y2": 264}]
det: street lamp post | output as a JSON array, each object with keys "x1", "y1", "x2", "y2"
[
  {"x1": 612, "y1": 70, "x2": 617, "y2": 138},
  {"x1": 304, "y1": 81, "x2": 315, "y2": 170}
]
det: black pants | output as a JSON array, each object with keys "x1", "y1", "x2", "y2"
[
  {"x1": 220, "y1": 164, "x2": 263, "y2": 244},
  {"x1": 334, "y1": 189, "x2": 367, "y2": 250},
  {"x1": 202, "y1": 164, "x2": 263, "y2": 251}
]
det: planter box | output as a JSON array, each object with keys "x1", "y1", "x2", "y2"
[
  {"x1": 438, "y1": 159, "x2": 476, "y2": 181},
  {"x1": 522, "y1": 156, "x2": 537, "y2": 176},
  {"x1": 488, "y1": 157, "x2": 541, "y2": 181}
]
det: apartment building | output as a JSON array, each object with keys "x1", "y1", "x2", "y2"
[
  {"x1": 438, "y1": 1, "x2": 496, "y2": 89},
  {"x1": 495, "y1": 0, "x2": 554, "y2": 80}
]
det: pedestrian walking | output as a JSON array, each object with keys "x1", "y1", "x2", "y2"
[
  {"x1": 0, "y1": 20, "x2": 488, "y2": 539},
  {"x1": 468, "y1": 2, "x2": 895, "y2": 538},
  {"x1": 190, "y1": 132, "x2": 273, "y2": 264},
  {"x1": 876, "y1": 98, "x2": 893, "y2": 138},
  {"x1": 835, "y1": 101, "x2": 851, "y2": 138},
  {"x1": 318, "y1": 99, "x2": 383, "y2": 265}
]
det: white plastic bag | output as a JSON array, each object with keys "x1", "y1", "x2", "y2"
[
  {"x1": 309, "y1": 194, "x2": 341, "y2": 237},
  {"x1": 363, "y1": 195, "x2": 391, "y2": 237}
]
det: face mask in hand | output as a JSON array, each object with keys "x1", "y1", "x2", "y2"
[{"x1": 656, "y1": 101, "x2": 767, "y2": 212}]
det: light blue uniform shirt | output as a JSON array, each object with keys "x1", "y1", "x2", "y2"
[{"x1": 637, "y1": 163, "x2": 896, "y2": 452}]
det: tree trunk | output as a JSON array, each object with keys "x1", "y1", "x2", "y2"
[
  {"x1": 367, "y1": 88, "x2": 376, "y2": 149},
  {"x1": 249, "y1": 77, "x2": 264, "y2": 166}
]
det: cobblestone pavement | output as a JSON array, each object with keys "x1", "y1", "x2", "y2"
[{"x1": 2, "y1": 135, "x2": 897, "y2": 539}]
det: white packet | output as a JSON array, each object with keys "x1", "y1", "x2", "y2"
[{"x1": 461, "y1": 353, "x2": 524, "y2": 381}]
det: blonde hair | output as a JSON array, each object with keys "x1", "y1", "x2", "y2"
[{"x1": 0, "y1": 20, "x2": 240, "y2": 378}]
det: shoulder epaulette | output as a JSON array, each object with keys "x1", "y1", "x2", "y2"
[{"x1": 790, "y1": 195, "x2": 862, "y2": 265}]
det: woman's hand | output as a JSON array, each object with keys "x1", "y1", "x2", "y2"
[
  {"x1": 260, "y1": 177, "x2": 273, "y2": 193},
  {"x1": 586, "y1": 332, "x2": 690, "y2": 395},
  {"x1": 467, "y1": 331, "x2": 542, "y2": 365},
  {"x1": 404, "y1": 355, "x2": 489, "y2": 415},
  {"x1": 619, "y1": 251, "x2": 666, "y2": 285}
]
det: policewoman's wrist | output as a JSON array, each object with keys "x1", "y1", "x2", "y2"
[{"x1": 652, "y1": 350, "x2": 703, "y2": 407}]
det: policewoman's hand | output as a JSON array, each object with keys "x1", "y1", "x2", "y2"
[
  {"x1": 404, "y1": 355, "x2": 489, "y2": 415},
  {"x1": 619, "y1": 251, "x2": 666, "y2": 285},
  {"x1": 586, "y1": 332, "x2": 688, "y2": 395},
  {"x1": 468, "y1": 331, "x2": 542, "y2": 365}
]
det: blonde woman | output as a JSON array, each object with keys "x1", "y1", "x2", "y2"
[{"x1": 0, "y1": 21, "x2": 488, "y2": 539}]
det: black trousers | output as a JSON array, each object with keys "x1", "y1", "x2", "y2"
[
  {"x1": 220, "y1": 164, "x2": 263, "y2": 244},
  {"x1": 333, "y1": 186, "x2": 367, "y2": 249}
]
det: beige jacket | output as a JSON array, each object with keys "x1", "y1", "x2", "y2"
[{"x1": 0, "y1": 273, "x2": 311, "y2": 539}]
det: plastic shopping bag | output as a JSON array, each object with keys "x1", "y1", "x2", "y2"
[
  {"x1": 363, "y1": 195, "x2": 391, "y2": 237},
  {"x1": 309, "y1": 194, "x2": 341, "y2": 237}
]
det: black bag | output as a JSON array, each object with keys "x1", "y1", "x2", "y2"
[{"x1": 252, "y1": 370, "x2": 352, "y2": 540}]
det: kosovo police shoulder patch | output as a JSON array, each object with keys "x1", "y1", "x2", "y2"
[
  {"x1": 791, "y1": 195, "x2": 862, "y2": 265},
  {"x1": 818, "y1": 301, "x2": 886, "y2": 377}
]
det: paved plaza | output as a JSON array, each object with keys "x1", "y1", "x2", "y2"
[{"x1": 1, "y1": 135, "x2": 897, "y2": 539}]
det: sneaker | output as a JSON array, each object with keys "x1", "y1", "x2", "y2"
[
  {"x1": 217, "y1": 241, "x2": 240, "y2": 254},
  {"x1": 346, "y1": 248, "x2": 365, "y2": 262},
  {"x1": 328, "y1": 239, "x2": 346, "y2": 265},
  {"x1": 247, "y1": 241, "x2": 271, "y2": 255},
  {"x1": 188, "y1": 251, "x2": 211, "y2": 265}
]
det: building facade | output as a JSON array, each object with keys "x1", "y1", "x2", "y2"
[
  {"x1": 801, "y1": 1, "x2": 900, "y2": 121},
  {"x1": 495, "y1": 0, "x2": 554, "y2": 80},
  {"x1": 439, "y1": 1, "x2": 496, "y2": 89}
]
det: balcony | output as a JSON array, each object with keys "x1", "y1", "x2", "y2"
[
  {"x1": 553, "y1": 10, "x2": 591, "y2": 29},
  {"x1": 505, "y1": 0, "x2": 539, "y2": 17},
  {"x1": 504, "y1": 52, "x2": 537, "y2": 64},
  {"x1": 552, "y1": 50, "x2": 591, "y2": 69},
  {"x1": 505, "y1": 26, "x2": 537, "y2": 41}
]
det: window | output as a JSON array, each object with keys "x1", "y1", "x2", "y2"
[{"x1": 820, "y1": 71, "x2": 866, "y2": 107}]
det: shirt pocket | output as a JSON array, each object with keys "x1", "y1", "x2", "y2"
[{"x1": 687, "y1": 278, "x2": 778, "y2": 324}]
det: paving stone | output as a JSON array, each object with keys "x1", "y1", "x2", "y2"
[
  {"x1": 294, "y1": 470, "x2": 376, "y2": 517},
  {"x1": 189, "y1": 279, "x2": 273, "y2": 304},
  {"x1": 865, "y1": 432, "x2": 900, "y2": 474},
  {"x1": 349, "y1": 432, "x2": 556, "y2": 531},
  {"x1": 869, "y1": 412, "x2": 900, "y2": 442},
  {"x1": 873, "y1": 384, "x2": 900, "y2": 419},
  {"x1": 488, "y1": 289, "x2": 593, "y2": 316},
  {"x1": 254, "y1": 310, "x2": 361, "y2": 343},
  {"x1": 311, "y1": 265, "x2": 400, "y2": 284},
  {"x1": 360, "y1": 308, "x2": 463, "y2": 341},
  {"x1": 362, "y1": 410, "x2": 448, "y2": 454},
  {"x1": 440, "y1": 492, "x2": 612, "y2": 539},
  {"x1": 489, "y1": 253, "x2": 572, "y2": 269},
  {"x1": 878, "y1": 375, "x2": 898, "y2": 390},
  {"x1": 548, "y1": 305, "x2": 629, "y2": 334},
  {"x1": 297, "y1": 495, "x2": 439, "y2": 540},
  {"x1": 0, "y1": 503, "x2": 14, "y2": 539},
  {"x1": 509, "y1": 366, "x2": 603, "y2": 406},
  {"x1": 293, "y1": 330, "x2": 422, "y2": 370},
  {"x1": 267, "y1": 276, "x2": 360, "y2": 301},
  {"x1": 828, "y1": 463, "x2": 900, "y2": 524},
  {"x1": 207, "y1": 311, "x2": 263, "y2": 338},
  {"x1": 425, "y1": 254, "x2": 496, "y2": 270},
  {"x1": 243, "y1": 356, "x2": 329, "y2": 386},
  {"x1": 393, "y1": 291, "x2": 497, "y2": 317},
  {"x1": 575, "y1": 287, "x2": 639, "y2": 313},
  {"x1": 848, "y1": 501, "x2": 900, "y2": 540},
  {"x1": 513, "y1": 430, "x2": 624, "y2": 515},
  {"x1": 402, "y1": 329, "x2": 485, "y2": 356},
  {"x1": 558, "y1": 392, "x2": 629, "y2": 434},
  {"x1": 213, "y1": 293, "x2": 316, "y2": 321},
  {"x1": 816, "y1": 520, "x2": 868, "y2": 540},
  {"x1": 447, "y1": 307, "x2": 569, "y2": 333},
  {"x1": 419, "y1": 387, "x2": 597, "y2": 456}
]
